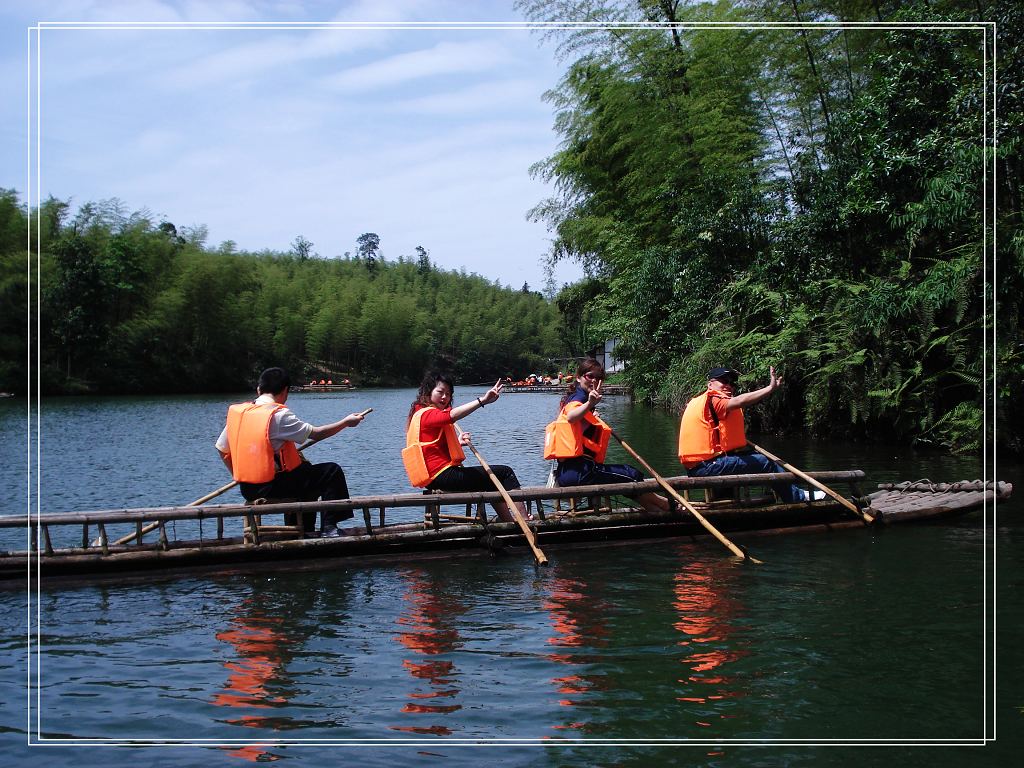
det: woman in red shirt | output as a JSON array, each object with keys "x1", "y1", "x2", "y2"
[{"x1": 404, "y1": 372, "x2": 529, "y2": 523}]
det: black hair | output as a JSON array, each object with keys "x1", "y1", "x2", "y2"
[
  {"x1": 407, "y1": 370, "x2": 456, "y2": 426},
  {"x1": 257, "y1": 367, "x2": 290, "y2": 396}
]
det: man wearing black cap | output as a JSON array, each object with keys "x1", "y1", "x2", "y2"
[
  {"x1": 677, "y1": 366, "x2": 820, "y2": 503},
  {"x1": 215, "y1": 367, "x2": 367, "y2": 537}
]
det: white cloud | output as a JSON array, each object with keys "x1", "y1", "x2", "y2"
[
  {"x1": 319, "y1": 38, "x2": 516, "y2": 93},
  {"x1": 382, "y1": 77, "x2": 548, "y2": 115},
  {"x1": 32, "y1": 0, "x2": 182, "y2": 22},
  {"x1": 8, "y1": 2, "x2": 570, "y2": 288}
]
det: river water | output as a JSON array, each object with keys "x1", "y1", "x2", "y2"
[{"x1": 0, "y1": 389, "x2": 1020, "y2": 767}]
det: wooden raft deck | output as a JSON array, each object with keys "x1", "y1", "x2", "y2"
[
  {"x1": 0, "y1": 473, "x2": 1009, "y2": 587},
  {"x1": 867, "y1": 479, "x2": 1011, "y2": 522}
]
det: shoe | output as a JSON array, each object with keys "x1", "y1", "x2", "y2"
[
  {"x1": 810, "y1": 490, "x2": 827, "y2": 501},
  {"x1": 320, "y1": 527, "x2": 342, "y2": 538}
]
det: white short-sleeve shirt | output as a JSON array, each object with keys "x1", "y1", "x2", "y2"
[{"x1": 215, "y1": 393, "x2": 314, "y2": 454}]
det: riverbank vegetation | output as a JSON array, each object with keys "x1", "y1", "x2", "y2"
[
  {"x1": 0, "y1": 190, "x2": 564, "y2": 394},
  {"x1": 519, "y1": 0, "x2": 1021, "y2": 454}
]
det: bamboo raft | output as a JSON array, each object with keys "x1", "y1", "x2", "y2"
[{"x1": 0, "y1": 473, "x2": 1010, "y2": 587}]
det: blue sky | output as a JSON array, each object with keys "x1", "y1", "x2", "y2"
[{"x1": 2, "y1": 1, "x2": 581, "y2": 291}]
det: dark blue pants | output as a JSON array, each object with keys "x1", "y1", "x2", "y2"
[
  {"x1": 689, "y1": 452, "x2": 803, "y2": 503},
  {"x1": 240, "y1": 461, "x2": 353, "y2": 531},
  {"x1": 555, "y1": 457, "x2": 644, "y2": 488}
]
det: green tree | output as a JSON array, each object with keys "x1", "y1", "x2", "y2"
[
  {"x1": 292, "y1": 235, "x2": 313, "y2": 260},
  {"x1": 357, "y1": 232, "x2": 381, "y2": 274},
  {"x1": 519, "y1": 0, "x2": 1018, "y2": 453}
]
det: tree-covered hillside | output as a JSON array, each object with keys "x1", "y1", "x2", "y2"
[{"x1": 0, "y1": 191, "x2": 566, "y2": 394}]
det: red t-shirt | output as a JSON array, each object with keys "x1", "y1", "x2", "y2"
[
  {"x1": 706, "y1": 393, "x2": 730, "y2": 423},
  {"x1": 415, "y1": 405, "x2": 459, "y2": 477}
]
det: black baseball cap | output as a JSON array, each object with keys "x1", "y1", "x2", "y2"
[{"x1": 707, "y1": 367, "x2": 739, "y2": 383}]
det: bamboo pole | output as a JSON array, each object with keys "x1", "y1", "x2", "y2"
[
  {"x1": 610, "y1": 430, "x2": 761, "y2": 564},
  {"x1": 749, "y1": 442, "x2": 875, "y2": 524},
  {"x1": 453, "y1": 424, "x2": 548, "y2": 566},
  {"x1": 18, "y1": 472, "x2": 869, "y2": 530},
  {"x1": 107, "y1": 479, "x2": 241, "y2": 547}
]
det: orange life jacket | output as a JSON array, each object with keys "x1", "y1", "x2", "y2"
[
  {"x1": 402, "y1": 406, "x2": 466, "y2": 488},
  {"x1": 225, "y1": 402, "x2": 302, "y2": 483},
  {"x1": 677, "y1": 390, "x2": 747, "y2": 467},
  {"x1": 544, "y1": 401, "x2": 611, "y2": 462}
]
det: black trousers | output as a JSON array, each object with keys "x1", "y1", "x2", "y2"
[
  {"x1": 428, "y1": 464, "x2": 521, "y2": 493},
  {"x1": 239, "y1": 462, "x2": 353, "y2": 531}
]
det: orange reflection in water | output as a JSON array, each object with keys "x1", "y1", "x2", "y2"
[
  {"x1": 671, "y1": 561, "x2": 749, "y2": 726},
  {"x1": 542, "y1": 574, "x2": 612, "y2": 733},
  {"x1": 212, "y1": 602, "x2": 292, "y2": 762},
  {"x1": 390, "y1": 568, "x2": 466, "y2": 735},
  {"x1": 225, "y1": 743, "x2": 281, "y2": 762}
]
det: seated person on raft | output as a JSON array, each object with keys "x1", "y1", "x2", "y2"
[
  {"x1": 215, "y1": 367, "x2": 367, "y2": 538},
  {"x1": 545, "y1": 358, "x2": 674, "y2": 515},
  {"x1": 678, "y1": 366, "x2": 823, "y2": 503},
  {"x1": 403, "y1": 371, "x2": 531, "y2": 523}
]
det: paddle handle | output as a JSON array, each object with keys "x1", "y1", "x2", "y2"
[
  {"x1": 748, "y1": 442, "x2": 874, "y2": 524},
  {"x1": 454, "y1": 424, "x2": 548, "y2": 566},
  {"x1": 191, "y1": 480, "x2": 239, "y2": 506},
  {"x1": 611, "y1": 431, "x2": 761, "y2": 564}
]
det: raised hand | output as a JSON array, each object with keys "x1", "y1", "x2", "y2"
[{"x1": 482, "y1": 379, "x2": 503, "y2": 405}]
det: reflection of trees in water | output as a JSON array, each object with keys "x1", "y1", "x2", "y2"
[
  {"x1": 671, "y1": 561, "x2": 748, "y2": 732},
  {"x1": 390, "y1": 567, "x2": 467, "y2": 736},
  {"x1": 543, "y1": 573, "x2": 613, "y2": 734}
]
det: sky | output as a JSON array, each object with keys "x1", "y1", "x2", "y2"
[{"x1": 1, "y1": 0, "x2": 583, "y2": 291}]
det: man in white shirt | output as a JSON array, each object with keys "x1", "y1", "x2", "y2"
[{"x1": 215, "y1": 367, "x2": 366, "y2": 537}]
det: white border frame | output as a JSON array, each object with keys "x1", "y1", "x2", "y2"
[{"x1": 23, "y1": 17, "x2": 999, "y2": 750}]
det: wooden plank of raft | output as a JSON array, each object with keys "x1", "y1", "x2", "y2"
[{"x1": 16, "y1": 472, "x2": 869, "y2": 528}]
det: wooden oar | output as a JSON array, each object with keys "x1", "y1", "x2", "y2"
[
  {"x1": 609, "y1": 430, "x2": 761, "y2": 564},
  {"x1": 106, "y1": 408, "x2": 375, "y2": 547},
  {"x1": 453, "y1": 424, "x2": 548, "y2": 566},
  {"x1": 299, "y1": 408, "x2": 373, "y2": 453},
  {"x1": 748, "y1": 442, "x2": 875, "y2": 524}
]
